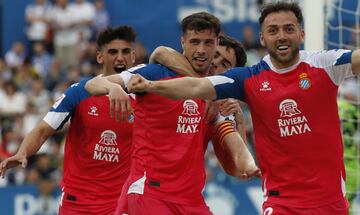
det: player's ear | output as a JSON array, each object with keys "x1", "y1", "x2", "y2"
[
  {"x1": 181, "y1": 36, "x2": 185, "y2": 50},
  {"x1": 96, "y1": 51, "x2": 103, "y2": 64},
  {"x1": 300, "y1": 28, "x2": 305, "y2": 43},
  {"x1": 259, "y1": 32, "x2": 265, "y2": 47}
]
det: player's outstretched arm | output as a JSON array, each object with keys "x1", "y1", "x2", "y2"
[
  {"x1": 352, "y1": 49, "x2": 360, "y2": 75},
  {"x1": 128, "y1": 75, "x2": 217, "y2": 100},
  {"x1": 213, "y1": 115, "x2": 260, "y2": 179},
  {"x1": 150, "y1": 46, "x2": 199, "y2": 77},
  {"x1": 0, "y1": 121, "x2": 55, "y2": 177}
]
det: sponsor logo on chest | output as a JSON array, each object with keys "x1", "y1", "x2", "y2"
[
  {"x1": 93, "y1": 130, "x2": 120, "y2": 162},
  {"x1": 176, "y1": 100, "x2": 201, "y2": 134},
  {"x1": 277, "y1": 99, "x2": 312, "y2": 137}
]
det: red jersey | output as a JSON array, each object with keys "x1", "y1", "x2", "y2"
[
  {"x1": 43, "y1": 79, "x2": 133, "y2": 213},
  {"x1": 120, "y1": 64, "x2": 209, "y2": 206},
  {"x1": 209, "y1": 50, "x2": 354, "y2": 208}
]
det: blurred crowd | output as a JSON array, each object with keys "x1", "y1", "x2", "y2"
[{"x1": 0, "y1": 1, "x2": 358, "y2": 213}]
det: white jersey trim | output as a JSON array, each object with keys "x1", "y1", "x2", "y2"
[
  {"x1": 43, "y1": 112, "x2": 70, "y2": 130},
  {"x1": 206, "y1": 76, "x2": 234, "y2": 86},
  {"x1": 128, "y1": 172, "x2": 146, "y2": 195},
  {"x1": 118, "y1": 71, "x2": 133, "y2": 89},
  {"x1": 263, "y1": 50, "x2": 354, "y2": 86},
  {"x1": 341, "y1": 172, "x2": 346, "y2": 197}
]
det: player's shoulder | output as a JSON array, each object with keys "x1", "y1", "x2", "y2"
[
  {"x1": 63, "y1": 78, "x2": 92, "y2": 103},
  {"x1": 128, "y1": 63, "x2": 177, "y2": 81},
  {"x1": 300, "y1": 50, "x2": 352, "y2": 67},
  {"x1": 220, "y1": 61, "x2": 267, "y2": 80}
]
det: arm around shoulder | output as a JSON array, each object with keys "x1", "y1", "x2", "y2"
[
  {"x1": 85, "y1": 74, "x2": 126, "y2": 96},
  {"x1": 148, "y1": 77, "x2": 216, "y2": 100}
]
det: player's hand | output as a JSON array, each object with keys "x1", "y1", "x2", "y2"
[
  {"x1": 204, "y1": 101, "x2": 219, "y2": 123},
  {"x1": 217, "y1": 99, "x2": 241, "y2": 116},
  {"x1": 0, "y1": 152, "x2": 28, "y2": 178},
  {"x1": 108, "y1": 84, "x2": 132, "y2": 121},
  {"x1": 238, "y1": 166, "x2": 261, "y2": 180},
  {"x1": 127, "y1": 74, "x2": 151, "y2": 93}
]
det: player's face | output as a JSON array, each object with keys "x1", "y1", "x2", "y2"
[
  {"x1": 210, "y1": 45, "x2": 236, "y2": 75},
  {"x1": 181, "y1": 29, "x2": 218, "y2": 75},
  {"x1": 97, "y1": 39, "x2": 135, "y2": 76},
  {"x1": 259, "y1": 11, "x2": 304, "y2": 69}
]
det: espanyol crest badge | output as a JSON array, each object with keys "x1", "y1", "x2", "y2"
[{"x1": 299, "y1": 73, "x2": 311, "y2": 90}]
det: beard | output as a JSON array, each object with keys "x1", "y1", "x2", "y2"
[{"x1": 268, "y1": 45, "x2": 300, "y2": 67}]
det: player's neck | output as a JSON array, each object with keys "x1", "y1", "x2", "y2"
[{"x1": 270, "y1": 54, "x2": 300, "y2": 70}]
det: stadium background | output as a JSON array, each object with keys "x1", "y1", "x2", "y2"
[{"x1": 0, "y1": 0, "x2": 358, "y2": 214}]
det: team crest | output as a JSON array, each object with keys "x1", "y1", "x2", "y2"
[
  {"x1": 182, "y1": 100, "x2": 200, "y2": 116},
  {"x1": 299, "y1": 73, "x2": 311, "y2": 90},
  {"x1": 99, "y1": 130, "x2": 117, "y2": 146},
  {"x1": 279, "y1": 99, "x2": 301, "y2": 117}
]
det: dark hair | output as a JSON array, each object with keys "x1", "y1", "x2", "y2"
[
  {"x1": 96, "y1": 25, "x2": 136, "y2": 50},
  {"x1": 181, "y1": 12, "x2": 221, "y2": 36},
  {"x1": 219, "y1": 34, "x2": 247, "y2": 67},
  {"x1": 259, "y1": 2, "x2": 303, "y2": 26}
]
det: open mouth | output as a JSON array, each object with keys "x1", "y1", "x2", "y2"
[
  {"x1": 193, "y1": 57, "x2": 208, "y2": 66},
  {"x1": 277, "y1": 45, "x2": 289, "y2": 54},
  {"x1": 114, "y1": 64, "x2": 126, "y2": 73}
]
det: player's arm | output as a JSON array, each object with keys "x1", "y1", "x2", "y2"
[
  {"x1": 128, "y1": 74, "x2": 217, "y2": 100},
  {"x1": 85, "y1": 73, "x2": 132, "y2": 121},
  {"x1": 351, "y1": 49, "x2": 360, "y2": 75},
  {"x1": 212, "y1": 115, "x2": 259, "y2": 179},
  {"x1": 217, "y1": 99, "x2": 248, "y2": 143},
  {"x1": 0, "y1": 121, "x2": 55, "y2": 177},
  {"x1": 150, "y1": 46, "x2": 199, "y2": 77},
  {"x1": 85, "y1": 74, "x2": 126, "y2": 95}
]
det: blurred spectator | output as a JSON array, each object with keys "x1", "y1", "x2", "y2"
[
  {"x1": 32, "y1": 41, "x2": 53, "y2": 79},
  {"x1": 21, "y1": 102, "x2": 42, "y2": 136},
  {"x1": 65, "y1": 65, "x2": 81, "y2": 84},
  {"x1": 44, "y1": 58, "x2": 65, "y2": 91},
  {"x1": 0, "y1": 80, "x2": 27, "y2": 117},
  {"x1": 241, "y1": 25, "x2": 261, "y2": 50},
  {"x1": 24, "y1": 0, "x2": 52, "y2": 53},
  {"x1": 14, "y1": 59, "x2": 38, "y2": 92},
  {"x1": 91, "y1": 0, "x2": 110, "y2": 39},
  {"x1": 72, "y1": 0, "x2": 95, "y2": 41},
  {"x1": 47, "y1": 0, "x2": 79, "y2": 70},
  {"x1": 0, "y1": 58, "x2": 12, "y2": 83},
  {"x1": 27, "y1": 78, "x2": 51, "y2": 116},
  {"x1": 134, "y1": 41, "x2": 149, "y2": 65},
  {"x1": 4, "y1": 41, "x2": 27, "y2": 69}
]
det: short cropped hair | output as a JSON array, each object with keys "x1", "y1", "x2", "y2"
[
  {"x1": 259, "y1": 2, "x2": 303, "y2": 26},
  {"x1": 96, "y1": 25, "x2": 137, "y2": 50},
  {"x1": 181, "y1": 12, "x2": 221, "y2": 36},
  {"x1": 219, "y1": 34, "x2": 247, "y2": 67}
]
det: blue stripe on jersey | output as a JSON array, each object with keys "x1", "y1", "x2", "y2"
[
  {"x1": 334, "y1": 51, "x2": 352, "y2": 66},
  {"x1": 131, "y1": 64, "x2": 178, "y2": 81},
  {"x1": 49, "y1": 78, "x2": 92, "y2": 130},
  {"x1": 215, "y1": 60, "x2": 269, "y2": 101}
]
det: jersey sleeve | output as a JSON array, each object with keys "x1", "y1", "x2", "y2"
[
  {"x1": 206, "y1": 67, "x2": 249, "y2": 101},
  {"x1": 43, "y1": 78, "x2": 92, "y2": 130},
  {"x1": 305, "y1": 49, "x2": 354, "y2": 86}
]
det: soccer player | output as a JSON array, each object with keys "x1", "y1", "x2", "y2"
[
  {"x1": 85, "y1": 12, "x2": 258, "y2": 214},
  {"x1": 0, "y1": 26, "x2": 137, "y2": 215},
  {"x1": 150, "y1": 33, "x2": 249, "y2": 145},
  {"x1": 126, "y1": 2, "x2": 360, "y2": 215}
]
